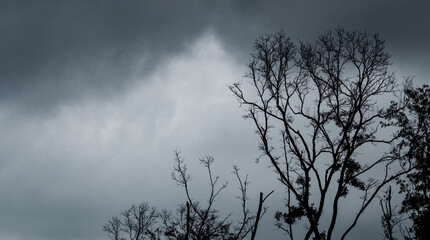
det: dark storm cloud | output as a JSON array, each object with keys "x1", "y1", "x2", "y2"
[
  {"x1": 0, "y1": 0, "x2": 216, "y2": 112},
  {"x1": 1, "y1": 0, "x2": 429, "y2": 113},
  {"x1": 212, "y1": 1, "x2": 430, "y2": 60}
]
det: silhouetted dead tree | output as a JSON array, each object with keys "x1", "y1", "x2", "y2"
[
  {"x1": 103, "y1": 216, "x2": 122, "y2": 240},
  {"x1": 230, "y1": 28, "x2": 412, "y2": 240},
  {"x1": 167, "y1": 151, "x2": 273, "y2": 240},
  {"x1": 122, "y1": 203, "x2": 158, "y2": 240},
  {"x1": 103, "y1": 202, "x2": 158, "y2": 240},
  {"x1": 379, "y1": 186, "x2": 405, "y2": 240},
  {"x1": 104, "y1": 152, "x2": 273, "y2": 240}
]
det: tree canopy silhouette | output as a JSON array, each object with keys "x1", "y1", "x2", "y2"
[
  {"x1": 380, "y1": 84, "x2": 430, "y2": 240},
  {"x1": 398, "y1": 85, "x2": 430, "y2": 240},
  {"x1": 229, "y1": 27, "x2": 412, "y2": 240}
]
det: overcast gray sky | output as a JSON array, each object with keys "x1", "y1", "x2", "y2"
[{"x1": 0, "y1": 1, "x2": 429, "y2": 240}]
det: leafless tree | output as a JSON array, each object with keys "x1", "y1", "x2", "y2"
[
  {"x1": 103, "y1": 202, "x2": 158, "y2": 240},
  {"x1": 167, "y1": 151, "x2": 273, "y2": 240},
  {"x1": 103, "y1": 216, "x2": 122, "y2": 240},
  {"x1": 229, "y1": 28, "x2": 412, "y2": 240},
  {"x1": 121, "y1": 203, "x2": 158, "y2": 240},
  {"x1": 104, "y1": 152, "x2": 273, "y2": 240},
  {"x1": 379, "y1": 186, "x2": 403, "y2": 240}
]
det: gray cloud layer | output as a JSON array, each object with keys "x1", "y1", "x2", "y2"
[
  {"x1": 0, "y1": 1, "x2": 429, "y2": 240},
  {"x1": 1, "y1": 0, "x2": 214, "y2": 112},
  {"x1": 2, "y1": 0, "x2": 429, "y2": 113}
]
